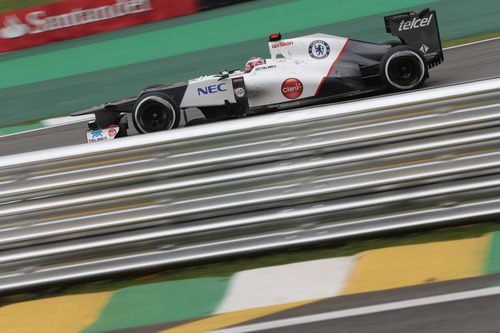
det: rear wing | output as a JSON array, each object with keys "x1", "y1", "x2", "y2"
[{"x1": 384, "y1": 8, "x2": 443, "y2": 67}]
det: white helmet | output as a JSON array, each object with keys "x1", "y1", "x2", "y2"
[{"x1": 244, "y1": 57, "x2": 264, "y2": 73}]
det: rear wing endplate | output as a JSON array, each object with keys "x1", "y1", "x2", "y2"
[{"x1": 384, "y1": 8, "x2": 443, "y2": 67}]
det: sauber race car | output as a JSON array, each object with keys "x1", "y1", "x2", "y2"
[{"x1": 72, "y1": 8, "x2": 443, "y2": 142}]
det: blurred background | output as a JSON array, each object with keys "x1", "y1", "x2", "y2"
[
  {"x1": 1, "y1": 2, "x2": 500, "y2": 332},
  {"x1": 0, "y1": 0, "x2": 499, "y2": 127}
]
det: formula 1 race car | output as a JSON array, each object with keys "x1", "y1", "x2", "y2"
[{"x1": 72, "y1": 8, "x2": 443, "y2": 142}]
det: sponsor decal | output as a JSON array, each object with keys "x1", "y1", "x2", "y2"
[
  {"x1": 398, "y1": 14, "x2": 433, "y2": 31},
  {"x1": 234, "y1": 87, "x2": 245, "y2": 98},
  {"x1": 197, "y1": 82, "x2": 227, "y2": 95},
  {"x1": 308, "y1": 40, "x2": 330, "y2": 59},
  {"x1": 87, "y1": 127, "x2": 119, "y2": 142},
  {"x1": 232, "y1": 77, "x2": 244, "y2": 83},
  {"x1": 281, "y1": 78, "x2": 303, "y2": 99},
  {"x1": 271, "y1": 40, "x2": 293, "y2": 48},
  {"x1": 420, "y1": 43, "x2": 429, "y2": 54},
  {"x1": 1, "y1": 0, "x2": 152, "y2": 38},
  {"x1": 108, "y1": 127, "x2": 118, "y2": 137},
  {"x1": 0, "y1": 0, "x2": 198, "y2": 53},
  {"x1": 91, "y1": 130, "x2": 103, "y2": 139},
  {"x1": 255, "y1": 65, "x2": 276, "y2": 71}
]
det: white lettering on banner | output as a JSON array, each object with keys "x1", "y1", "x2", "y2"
[
  {"x1": 0, "y1": 0, "x2": 152, "y2": 38},
  {"x1": 0, "y1": 15, "x2": 30, "y2": 38},
  {"x1": 398, "y1": 14, "x2": 433, "y2": 31}
]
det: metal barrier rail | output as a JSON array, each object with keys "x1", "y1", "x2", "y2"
[{"x1": 1, "y1": 78, "x2": 500, "y2": 294}]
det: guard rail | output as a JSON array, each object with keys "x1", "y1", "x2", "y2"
[{"x1": 0, "y1": 77, "x2": 500, "y2": 294}]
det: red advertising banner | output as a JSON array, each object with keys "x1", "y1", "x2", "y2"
[{"x1": 0, "y1": 0, "x2": 199, "y2": 53}]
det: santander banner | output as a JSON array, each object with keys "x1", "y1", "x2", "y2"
[{"x1": 0, "y1": 0, "x2": 198, "y2": 53}]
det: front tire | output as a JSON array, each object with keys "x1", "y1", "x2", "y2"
[
  {"x1": 381, "y1": 45, "x2": 428, "y2": 91},
  {"x1": 132, "y1": 92, "x2": 180, "y2": 134}
]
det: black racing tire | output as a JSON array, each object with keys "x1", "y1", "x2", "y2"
[
  {"x1": 383, "y1": 40, "x2": 402, "y2": 47},
  {"x1": 380, "y1": 45, "x2": 428, "y2": 91},
  {"x1": 132, "y1": 92, "x2": 180, "y2": 134}
]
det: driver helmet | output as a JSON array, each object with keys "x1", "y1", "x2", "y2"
[{"x1": 245, "y1": 57, "x2": 264, "y2": 73}]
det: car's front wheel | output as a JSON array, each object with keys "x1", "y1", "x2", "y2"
[
  {"x1": 381, "y1": 45, "x2": 428, "y2": 91},
  {"x1": 132, "y1": 92, "x2": 180, "y2": 134}
]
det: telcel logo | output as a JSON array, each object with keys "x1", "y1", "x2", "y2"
[
  {"x1": 197, "y1": 83, "x2": 227, "y2": 95},
  {"x1": 398, "y1": 14, "x2": 433, "y2": 31}
]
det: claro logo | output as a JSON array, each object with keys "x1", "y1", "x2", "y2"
[
  {"x1": 398, "y1": 14, "x2": 433, "y2": 31},
  {"x1": 0, "y1": 0, "x2": 152, "y2": 39},
  {"x1": 281, "y1": 78, "x2": 303, "y2": 99}
]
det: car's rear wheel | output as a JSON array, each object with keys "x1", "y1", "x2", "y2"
[
  {"x1": 381, "y1": 45, "x2": 428, "y2": 91},
  {"x1": 132, "y1": 92, "x2": 180, "y2": 133}
]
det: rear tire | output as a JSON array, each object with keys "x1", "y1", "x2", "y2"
[
  {"x1": 381, "y1": 45, "x2": 428, "y2": 91},
  {"x1": 132, "y1": 92, "x2": 180, "y2": 134}
]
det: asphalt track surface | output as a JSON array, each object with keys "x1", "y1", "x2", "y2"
[
  {"x1": 214, "y1": 274, "x2": 500, "y2": 333},
  {"x1": 1, "y1": 37, "x2": 500, "y2": 157}
]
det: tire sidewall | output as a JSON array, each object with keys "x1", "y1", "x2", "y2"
[
  {"x1": 381, "y1": 45, "x2": 428, "y2": 91},
  {"x1": 132, "y1": 92, "x2": 180, "y2": 134}
]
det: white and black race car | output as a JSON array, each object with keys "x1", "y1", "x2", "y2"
[{"x1": 72, "y1": 8, "x2": 443, "y2": 142}]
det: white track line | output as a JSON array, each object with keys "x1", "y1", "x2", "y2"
[
  {"x1": 444, "y1": 36, "x2": 500, "y2": 50},
  {"x1": 0, "y1": 115, "x2": 94, "y2": 139},
  {"x1": 40, "y1": 114, "x2": 94, "y2": 126},
  {"x1": 215, "y1": 257, "x2": 357, "y2": 314},
  {"x1": 209, "y1": 286, "x2": 500, "y2": 333}
]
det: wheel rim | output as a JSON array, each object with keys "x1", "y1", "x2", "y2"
[
  {"x1": 385, "y1": 51, "x2": 425, "y2": 90},
  {"x1": 134, "y1": 96, "x2": 176, "y2": 133}
]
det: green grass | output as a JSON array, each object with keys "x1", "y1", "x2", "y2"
[
  {"x1": 442, "y1": 30, "x2": 500, "y2": 48},
  {"x1": 1, "y1": 220, "x2": 499, "y2": 307},
  {"x1": 0, "y1": 0, "x2": 61, "y2": 13},
  {"x1": 0, "y1": 122, "x2": 44, "y2": 135}
]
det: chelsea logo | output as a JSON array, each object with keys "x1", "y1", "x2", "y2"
[{"x1": 308, "y1": 40, "x2": 330, "y2": 59}]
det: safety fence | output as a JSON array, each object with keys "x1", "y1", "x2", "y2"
[{"x1": 0, "y1": 77, "x2": 500, "y2": 294}]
